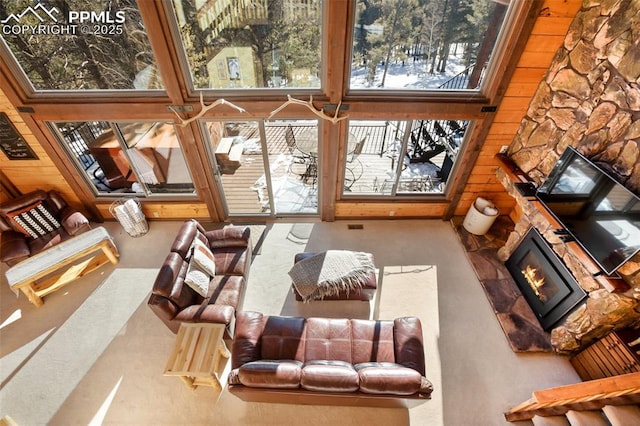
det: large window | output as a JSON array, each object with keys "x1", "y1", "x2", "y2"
[
  {"x1": 169, "y1": 0, "x2": 322, "y2": 89},
  {"x1": 0, "y1": 0, "x2": 163, "y2": 91},
  {"x1": 342, "y1": 119, "x2": 468, "y2": 196},
  {"x1": 53, "y1": 121, "x2": 195, "y2": 196},
  {"x1": 203, "y1": 119, "x2": 319, "y2": 216},
  {"x1": 350, "y1": 0, "x2": 509, "y2": 91}
]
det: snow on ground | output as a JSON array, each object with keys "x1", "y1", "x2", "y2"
[{"x1": 350, "y1": 56, "x2": 466, "y2": 89}]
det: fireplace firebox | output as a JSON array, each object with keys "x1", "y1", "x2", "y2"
[{"x1": 506, "y1": 228, "x2": 587, "y2": 330}]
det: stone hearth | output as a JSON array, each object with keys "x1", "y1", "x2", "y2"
[
  {"x1": 452, "y1": 216, "x2": 553, "y2": 352},
  {"x1": 496, "y1": 163, "x2": 640, "y2": 353}
]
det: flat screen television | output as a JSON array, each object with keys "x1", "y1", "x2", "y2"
[{"x1": 535, "y1": 146, "x2": 640, "y2": 275}]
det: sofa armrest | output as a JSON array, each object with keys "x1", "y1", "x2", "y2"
[
  {"x1": 206, "y1": 226, "x2": 250, "y2": 249},
  {"x1": 0, "y1": 230, "x2": 30, "y2": 265},
  {"x1": 59, "y1": 206, "x2": 90, "y2": 236},
  {"x1": 393, "y1": 317, "x2": 426, "y2": 375},
  {"x1": 232, "y1": 311, "x2": 268, "y2": 369}
]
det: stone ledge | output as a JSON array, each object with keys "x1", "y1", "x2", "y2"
[{"x1": 452, "y1": 216, "x2": 553, "y2": 352}]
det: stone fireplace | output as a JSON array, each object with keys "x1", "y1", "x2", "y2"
[{"x1": 494, "y1": 1, "x2": 640, "y2": 353}]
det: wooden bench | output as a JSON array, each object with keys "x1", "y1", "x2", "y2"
[{"x1": 5, "y1": 226, "x2": 119, "y2": 307}]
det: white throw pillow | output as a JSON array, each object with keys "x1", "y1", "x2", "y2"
[
  {"x1": 184, "y1": 260, "x2": 210, "y2": 297},
  {"x1": 191, "y1": 239, "x2": 216, "y2": 277}
]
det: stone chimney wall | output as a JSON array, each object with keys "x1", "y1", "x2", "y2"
[{"x1": 500, "y1": 0, "x2": 640, "y2": 352}]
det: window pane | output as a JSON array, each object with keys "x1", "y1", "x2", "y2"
[
  {"x1": 342, "y1": 119, "x2": 467, "y2": 196},
  {"x1": 205, "y1": 119, "x2": 318, "y2": 215},
  {"x1": 54, "y1": 121, "x2": 195, "y2": 196},
  {"x1": 350, "y1": 0, "x2": 508, "y2": 91},
  {"x1": 170, "y1": 0, "x2": 322, "y2": 89},
  {"x1": 0, "y1": 1, "x2": 164, "y2": 91},
  {"x1": 116, "y1": 122, "x2": 195, "y2": 194}
]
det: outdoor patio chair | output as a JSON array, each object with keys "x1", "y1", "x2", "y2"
[{"x1": 344, "y1": 136, "x2": 366, "y2": 191}]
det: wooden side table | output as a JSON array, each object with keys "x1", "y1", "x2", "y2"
[{"x1": 164, "y1": 323, "x2": 231, "y2": 391}]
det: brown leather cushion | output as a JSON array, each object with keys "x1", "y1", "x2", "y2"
[
  {"x1": 355, "y1": 362, "x2": 423, "y2": 395},
  {"x1": 350, "y1": 319, "x2": 395, "y2": 364},
  {"x1": 261, "y1": 316, "x2": 306, "y2": 361},
  {"x1": 238, "y1": 360, "x2": 302, "y2": 389},
  {"x1": 301, "y1": 360, "x2": 359, "y2": 392},
  {"x1": 304, "y1": 318, "x2": 352, "y2": 362}
]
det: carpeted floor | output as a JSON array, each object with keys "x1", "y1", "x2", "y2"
[{"x1": 0, "y1": 219, "x2": 581, "y2": 425}]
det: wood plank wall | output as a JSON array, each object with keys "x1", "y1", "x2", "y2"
[
  {"x1": 0, "y1": 0, "x2": 582, "y2": 221},
  {"x1": 453, "y1": 0, "x2": 582, "y2": 218},
  {"x1": 0, "y1": 87, "x2": 81, "y2": 208}
]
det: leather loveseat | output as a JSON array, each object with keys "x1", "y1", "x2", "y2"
[
  {"x1": 147, "y1": 219, "x2": 251, "y2": 338},
  {"x1": 228, "y1": 311, "x2": 433, "y2": 407},
  {"x1": 0, "y1": 190, "x2": 90, "y2": 266}
]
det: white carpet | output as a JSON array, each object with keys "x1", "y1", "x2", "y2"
[
  {"x1": 0, "y1": 268, "x2": 154, "y2": 424},
  {"x1": 0, "y1": 220, "x2": 581, "y2": 426}
]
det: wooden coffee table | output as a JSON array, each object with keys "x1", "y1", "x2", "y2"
[
  {"x1": 164, "y1": 322, "x2": 230, "y2": 391},
  {"x1": 5, "y1": 226, "x2": 119, "y2": 307}
]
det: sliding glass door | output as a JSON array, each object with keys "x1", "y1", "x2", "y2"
[{"x1": 203, "y1": 119, "x2": 319, "y2": 216}]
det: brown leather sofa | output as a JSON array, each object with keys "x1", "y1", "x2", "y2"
[
  {"x1": 292, "y1": 252, "x2": 378, "y2": 301},
  {"x1": 0, "y1": 190, "x2": 90, "y2": 266},
  {"x1": 228, "y1": 311, "x2": 433, "y2": 407},
  {"x1": 147, "y1": 219, "x2": 251, "y2": 338}
]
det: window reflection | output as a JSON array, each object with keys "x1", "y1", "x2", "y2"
[
  {"x1": 0, "y1": 0, "x2": 164, "y2": 91},
  {"x1": 54, "y1": 121, "x2": 195, "y2": 196},
  {"x1": 170, "y1": 0, "x2": 322, "y2": 89}
]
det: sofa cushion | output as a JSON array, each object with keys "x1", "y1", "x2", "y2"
[
  {"x1": 261, "y1": 316, "x2": 306, "y2": 361},
  {"x1": 237, "y1": 360, "x2": 302, "y2": 389},
  {"x1": 208, "y1": 275, "x2": 245, "y2": 308},
  {"x1": 301, "y1": 360, "x2": 359, "y2": 392},
  {"x1": 153, "y1": 252, "x2": 198, "y2": 308},
  {"x1": 8, "y1": 201, "x2": 61, "y2": 239},
  {"x1": 213, "y1": 247, "x2": 249, "y2": 276},
  {"x1": 350, "y1": 319, "x2": 395, "y2": 364},
  {"x1": 355, "y1": 362, "x2": 423, "y2": 395},
  {"x1": 304, "y1": 318, "x2": 352, "y2": 362}
]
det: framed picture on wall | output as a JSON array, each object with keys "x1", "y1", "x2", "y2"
[
  {"x1": 227, "y1": 57, "x2": 240, "y2": 80},
  {"x1": 0, "y1": 113, "x2": 38, "y2": 160}
]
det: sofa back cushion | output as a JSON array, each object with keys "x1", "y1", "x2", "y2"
[
  {"x1": 304, "y1": 318, "x2": 352, "y2": 363},
  {"x1": 261, "y1": 315, "x2": 306, "y2": 361},
  {"x1": 152, "y1": 252, "x2": 199, "y2": 308},
  {"x1": 350, "y1": 319, "x2": 395, "y2": 364},
  {"x1": 171, "y1": 220, "x2": 208, "y2": 260}
]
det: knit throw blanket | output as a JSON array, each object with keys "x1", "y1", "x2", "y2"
[{"x1": 288, "y1": 250, "x2": 375, "y2": 302}]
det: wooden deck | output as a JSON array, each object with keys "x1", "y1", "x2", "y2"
[{"x1": 220, "y1": 122, "x2": 450, "y2": 215}]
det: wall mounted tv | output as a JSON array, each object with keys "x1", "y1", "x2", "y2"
[{"x1": 536, "y1": 146, "x2": 640, "y2": 276}]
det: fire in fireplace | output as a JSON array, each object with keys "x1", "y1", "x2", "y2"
[{"x1": 505, "y1": 228, "x2": 587, "y2": 330}]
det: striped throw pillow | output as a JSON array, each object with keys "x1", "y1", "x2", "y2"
[{"x1": 8, "y1": 201, "x2": 62, "y2": 239}]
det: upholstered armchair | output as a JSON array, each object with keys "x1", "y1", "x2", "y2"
[{"x1": 0, "y1": 190, "x2": 90, "y2": 266}]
